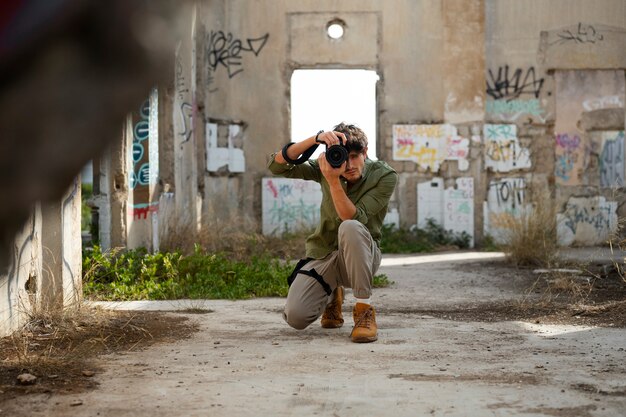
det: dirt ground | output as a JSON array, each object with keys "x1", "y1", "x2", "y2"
[
  {"x1": 1, "y1": 252, "x2": 625, "y2": 416},
  {"x1": 0, "y1": 311, "x2": 198, "y2": 401}
]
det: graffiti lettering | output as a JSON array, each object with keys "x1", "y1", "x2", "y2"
[
  {"x1": 130, "y1": 99, "x2": 150, "y2": 190},
  {"x1": 558, "y1": 197, "x2": 617, "y2": 246},
  {"x1": 564, "y1": 204, "x2": 613, "y2": 235},
  {"x1": 262, "y1": 178, "x2": 322, "y2": 236},
  {"x1": 555, "y1": 153, "x2": 576, "y2": 182},
  {"x1": 484, "y1": 124, "x2": 515, "y2": 140},
  {"x1": 484, "y1": 139, "x2": 529, "y2": 170},
  {"x1": 555, "y1": 23, "x2": 604, "y2": 45},
  {"x1": 555, "y1": 133, "x2": 581, "y2": 151},
  {"x1": 132, "y1": 202, "x2": 159, "y2": 220},
  {"x1": 486, "y1": 66, "x2": 544, "y2": 100},
  {"x1": 268, "y1": 199, "x2": 318, "y2": 225},
  {"x1": 600, "y1": 131, "x2": 625, "y2": 188},
  {"x1": 175, "y1": 56, "x2": 189, "y2": 101},
  {"x1": 486, "y1": 98, "x2": 543, "y2": 116},
  {"x1": 488, "y1": 178, "x2": 525, "y2": 210},
  {"x1": 554, "y1": 133, "x2": 585, "y2": 184},
  {"x1": 178, "y1": 102, "x2": 193, "y2": 143},
  {"x1": 206, "y1": 31, "x2": 270, "y2": 80},
  {"x1": 483, "y1": 124, "x2": 531, "y2": 172},
  {"x1": 583, "y1": 95, "x2": 623, "y2": 111},
  {"x1": 392, "y1": 124, "x2": 469, "y2": 172},
  {"x1": 484, "y1": 177, "x2": 528, "y2": 244}
]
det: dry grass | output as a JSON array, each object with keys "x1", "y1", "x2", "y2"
[
  {"x1": 3, "y1": 303, "x2": 136, "y2": 376},
  {"x1": 158, "y1": 204, "x2": 308, "y2": 260},
  {"x1": 0, "y1": 302, "x2": 197, "y2": 397},
  {"x1": 608, "y1": 216, "x2": 626, "y2": 283},
  {"x1": 499, "y1": 192, "x2": 558, "y2": 267},
  {"x1": 521, "y1": 272, "x2": 591, "y2": 307}
]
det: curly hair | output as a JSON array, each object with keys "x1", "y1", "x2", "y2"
[{"x1": 333, "y1": 122, "x2": 368, "y2": 153}]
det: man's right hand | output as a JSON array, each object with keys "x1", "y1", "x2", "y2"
[
  {"x1": 275, "y1": 130, "x2": 346, "y2": 165},
  {"x1": 315, "y1": 131, "x2": 347, "y2": 148}
]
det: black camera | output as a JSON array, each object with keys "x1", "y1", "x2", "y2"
[
  {"x1": 281, "y1": 131, "x2": 350, "y2": 168},
  {"x1": 325, "y1": 143, "x2": 349, "y2": 168}
]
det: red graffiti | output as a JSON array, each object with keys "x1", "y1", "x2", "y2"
[
  {"x1": 132, "y1": 204, "x2": 159, "y2": 219},
  {"x1": 267, "y1": 179, "x2": 278, "y2": 198}
]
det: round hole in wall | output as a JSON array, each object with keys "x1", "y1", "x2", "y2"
[{"x1": 327, "y1": 20, "x2": 345, "y2": 39}]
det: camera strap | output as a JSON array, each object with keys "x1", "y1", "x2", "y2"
[
  {"x1": 281, "y1": 130, "x2": 330, "y2": 165},
  {"x1": 287, "y1": 257, "x2": 332, "y2": 296},
  {"x1": 281, "y1": 142, "x2": 319, "y2": 165}
]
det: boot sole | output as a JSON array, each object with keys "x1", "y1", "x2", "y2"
[
  {"x1": 321, "y1": 320, "x2": 344, "y2": 329},
  {"x1": 351, "y1": 335, "x2": 378, "y2": 343}
]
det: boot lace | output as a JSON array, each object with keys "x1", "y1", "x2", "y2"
[
  {"x1": 323, "y1": 301, "x2": 341, "y2": 320},
  {"x1": 353, "y1": 308, "x2": 373, "y2": 329}
]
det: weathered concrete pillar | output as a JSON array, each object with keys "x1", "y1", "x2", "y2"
[
  {"x1": 0, "y1": 206, "x2": 42, "y2": 337},
  {"x1": 173, "y1": 7, "x2": 201, "y2": 236},
  {"x1": 41, "y1": 178, "x2": 82, "y2": 310},
  {"x1": 128, "y1": 88, "x2": 160, "y2": 250},
  {"x1": 93, "y1": 127, "x2": 130, "y2": 251}
]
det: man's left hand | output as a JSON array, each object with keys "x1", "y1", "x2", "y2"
[{"x1": 318, "y1": 152, "x2": 345, "y2": 182}]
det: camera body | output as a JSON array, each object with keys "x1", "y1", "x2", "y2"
[{"x1": 325, "y1": 143, "x2": 349, "y2": 168}]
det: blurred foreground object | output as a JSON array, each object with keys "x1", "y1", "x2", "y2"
[{"x1": 0, "y1": 0, "x2": 180, "y2": 270}]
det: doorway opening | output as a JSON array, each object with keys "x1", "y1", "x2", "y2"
[{"x1": 290, "y1": 69, "x2": 379, "y2": 160}]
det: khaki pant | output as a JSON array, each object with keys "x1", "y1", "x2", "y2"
[{"x1": 283, "y1": 220, "x2": 382, "y2": 330}]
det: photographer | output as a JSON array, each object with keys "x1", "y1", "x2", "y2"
[{"x1": 268, "y1": 122, "x2": 398, "y2": 343}]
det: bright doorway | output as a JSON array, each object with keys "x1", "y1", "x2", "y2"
[{"x1": 290, "y1": 69, "x2": 379, "y2": 160}]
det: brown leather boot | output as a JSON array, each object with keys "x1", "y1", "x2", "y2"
[
  {"x1": 321, "y1": 286, "x2": 344, "y2": 328},
  {"x1": 351, "y1": 303, "x2": 378, "y2": 343}
]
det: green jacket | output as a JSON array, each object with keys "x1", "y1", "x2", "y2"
[{"x1": 267, "y1": 154, "x2": 398, "y2": 259}]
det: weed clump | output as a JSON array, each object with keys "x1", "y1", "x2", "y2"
[
  {"x1": 380, "y1": 219, "x2": 471, "y2": 254},
  {"x1": 83, "y1": 245, "x2": 294, "y2": 300},
  {"x1": 499, "y1": 199, "x2": 557, "y2": 267}
]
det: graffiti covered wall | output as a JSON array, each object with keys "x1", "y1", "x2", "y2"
[
  {"x1": 392, "y1": 124, "x2": 470, "y2": 172},
  {"x1": 554, "y1": 70, "x2": 625, "y2": 186},
  {"x1": 557, "y1": 196, "x2": 618, "y2": 246},
  {"x1": 417, "y1": 177, "x2": 474, "y2": 246},
  {"x1": 128, "y1": 88, "x2": 160, "y2": 250},
  {"x1": 261, "y1": 178, "x2": 322, "y2": 236},
  {"x1": 485, "y1": 65, "x2": 547, "y2": 123},
  {"x1": 483, "y1": 178, "x2": 527, "y2": 243},
  {"x1": 599, "y1": 130, "x2": 625, "y2": 188},
  {"x1": 483, "y1": 124, "x2": 531, "y2": 172}
]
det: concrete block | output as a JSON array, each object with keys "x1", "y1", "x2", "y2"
[{"x1": 579, "y1": 108, "x2": 625, "y2": 132}]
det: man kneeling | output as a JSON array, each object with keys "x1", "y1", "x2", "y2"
[{"x1": 267, "y1": 123, "x2": 398, "y2": 343}]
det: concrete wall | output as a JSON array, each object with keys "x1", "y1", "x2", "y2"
[
  {"x1": 96, "y1": 0, "x2": 626, "y2": 249},
  {"x1": 41, "y1": 179, "x2": 83, "y2": 311},
  {"x1": 0, "y1": 179, "x2": 82, "y2": 337},
  {"x1": 0, "y1": 207, "x2": 42, "y2": 337}
]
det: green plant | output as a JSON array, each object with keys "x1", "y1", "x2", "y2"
[
  {"x1": 373, "y1": 273, "x2": 393, "y2": 288},
  {"x1": 83, "y1": 245, "x2": 294, "y2": 301},
  {"x1": 480, "y1": 234, "x2": 500, "y2": 252},
  {"x1": 380, "y1": 219, "x2": 471, "y2": 254},
  {"x1": 81, "y1": 183, "x2": 93, "y2": 233}
]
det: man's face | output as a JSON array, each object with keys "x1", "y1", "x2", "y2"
[{"x1": 342, "y1": 149, "x2": 367, "y2": 183}]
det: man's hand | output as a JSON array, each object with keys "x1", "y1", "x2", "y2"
[
  {"x1": 317, "y1": 130, "x2": 347, "y2": 182},
  {"x1": 315, "y1": 130, "x2": 346, "y2": 148},
  {"x1": 318, "y1": 151, "x2": 345, "y2": 182}
]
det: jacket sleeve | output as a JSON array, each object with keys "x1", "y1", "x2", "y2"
[
  {"x1": 267, "y1": 152, "x2": 322, "y2": 182},
  {"x1": 352, "y1": 171, "x2": 398, "y2": 225}
]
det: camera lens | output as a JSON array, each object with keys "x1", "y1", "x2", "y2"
[{"x1": 326, "y1": 144, "x2": 348, "y2": 168}]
